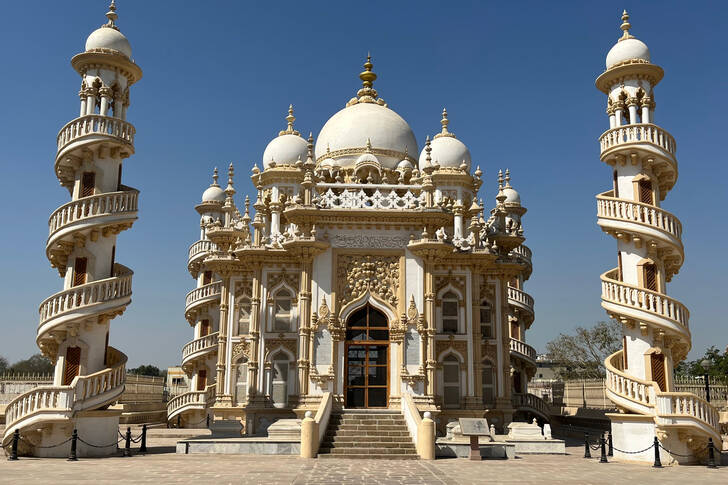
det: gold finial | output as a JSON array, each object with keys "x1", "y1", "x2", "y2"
[
  {"x1": 279, "y1": 104, "x2": 300, "y2": 136},
  {"x1": 350, "y1": 53, "x2": 383, "y2": 105},
  {"x1": 211, "y1": 167, "x2": 220, "y2": 187},
  {"x1": 360, "y1": 53, "x2": 377, "y2": 88},
  {"x1": 104, "y1": 1, "x2": 119, "y2": 30},
  {"x1": 434, "y1": 107, "x2": 456, "y2": 139},
  {"x1": 619, "y1": 10, "x2": 634, "y2": 41}
]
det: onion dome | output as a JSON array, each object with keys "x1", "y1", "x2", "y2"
[
  {"x1": 314, "y1": 55, "x2": 418, "y2": 170},
  {"x1": 418, "y1": 109, "x2": 471, "y2": 170},
  {"x1": 262, "y1": 105, "x2": 309, "y2": 169},
  {"x1": 605, "y1": 11, "x2": 650, "y2": 69},
  {"x1": 502, "y1": 169, "x2": 523, "y2": 209},
  {"x1": 85, "y1": 2, "x2": 133, "y2": 58},
  {"x1": 201, "y1": 167, "x2": 225, "y2": 203}
]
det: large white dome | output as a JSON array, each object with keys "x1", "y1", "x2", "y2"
[
  {"x1": 606, "y1": 37, "x2": 650, "y2": 69},
  {"x1": 315, "y1": 102, "x2": 418, "y2": 170}
]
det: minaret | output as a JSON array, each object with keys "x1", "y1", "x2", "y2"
[
  {"x1": 2, "y1": 2, "x2": 142, "y2": 456},
  {"x1": 596, "y1": 11, "x2": 720, "y2": 463}
]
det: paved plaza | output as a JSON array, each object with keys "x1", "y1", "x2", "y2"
[{"x1": 1, "y1": 443, "x2": 726, "y2": 484}]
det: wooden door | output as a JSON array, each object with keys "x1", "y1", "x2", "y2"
[
  {"x1": 344, "y1": 305, "x2": 389, "y2": 408},
  {"x1": 200, "y1": 319, "x2": 210, "y2": 337},
  {"x1": 81, "y1": 172, "x2": 95, "y2": 197},
  {"x1": 203, "y1": 271, "x2": 212, "y2": 286},
  {"x1": 638, "y1": 180, "x2": 653, "y2": 205},
  {"x1": 650, "y1": 353, "x2": 666, "y2": 391},
  {"x1": 73, "y1": 258, "x2": 87, "y2": 286},
  {"x1": 63, "y1": 347, "x2": 82, "y2": 385},
  {"x1": 643, "y1": 264, "x2": 658, "y2": 291},
  {"x1": 197, "y1": 369, "x2": 207, "y2": 391}
]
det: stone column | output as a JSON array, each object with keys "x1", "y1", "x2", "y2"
[
  {"x1": 86, "y1": 89, "x2": 97, "y2": 115},
  {"x1": 247, "y1": 266, "x2": 262, "y2": 401},
  {"x1": 297, "y1": 254, "x2": 314, "y2": 396},
  {"x1": 215, "y1": 275, "x2": 230, "y2": 404},
  {"x1": 472, "y1": 274, "x2": 483, "y2": 402},
  {"x1": 424, "y1": 261, "x2": 436, "y2": 397},
  {"x1": 79, "y1": 89, "x2": 87, "y2": 118},
  {"x1": 99, "y1": 87, "x2": 113, "y2": 117}
]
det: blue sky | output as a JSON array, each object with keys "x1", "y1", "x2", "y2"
[{"x1": 0, "y1": 1, "x2": 726, "y2": 368}]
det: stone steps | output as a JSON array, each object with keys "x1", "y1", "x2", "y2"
[{"x1": 318, "y1": 410, "x2": 418, "y2": 460}]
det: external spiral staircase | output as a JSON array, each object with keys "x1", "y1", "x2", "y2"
[
  {"x1": 597, "y1": 123, "x2": 721, "y2": 448},
  {"x1": 3, "y1": 3, "x2": 141, "y2": 455}
]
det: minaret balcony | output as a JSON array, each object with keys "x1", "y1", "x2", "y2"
[
  {"x1": 181, "y1": 331, "x2": 219, "y2": 369},
  {"x1": 605, "y1": 350, "x2": 721, "y2": 442},
  {"x1": 46, "y1": 188, "x2": 139, "y2": 271},
  {"x1": 184, "y1": 281, "x2": 222, "y2": 323},
  {"x1": 507, "y1": 287, "x2": 534, "y2": 327},
  {"x1": 509, "y1": 337, "x2": 537, "y2": 367},
  {"x1": 166, "y1": 384, "x2": 216, "y2": 423},
  {"x1": 509, "y1": 244, "x2": 532, "y2": 279},
  {"x1": 600, "y1": 269, "x2": 689, "y2": 341},
  {"x1": 2, "y1": 347, "x2": 127, "y2": 448},
  {"x1": 37, "y1": 265, "x2": 133, "y2": 343},
  {"x1": 187, "y1": 239, "x2": 218, "y2": 277},
  {"x1": 56, "y1": 115, "x2": 135, "y2": 162},
  {"x1": 596, "y1": 190, "x2": 684, "y2": 273}
]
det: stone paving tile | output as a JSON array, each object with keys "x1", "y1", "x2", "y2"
[{"x1": 0, "y1": 444, "x2": 726, "y2": 484}]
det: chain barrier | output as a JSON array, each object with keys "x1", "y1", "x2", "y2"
[
  {"x1": 611, "y1": 443, "x2": 655, "y2": 455},
  {"x1": 6, "y1": 426, "x2": 149, "y2": 460},
  {"x1": 76, "y1": 436, "x2": 123, "y2": 449},
  {"x1": 657, "y1": 442, "x2": 709, "y2": 458},
  {"x1": 19, "y1": 436, "x2": 72, "y2": 449}
]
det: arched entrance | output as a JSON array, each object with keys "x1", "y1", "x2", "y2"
[{"x1": 344, "y1": 304, "x2": 389, "y2": 408}]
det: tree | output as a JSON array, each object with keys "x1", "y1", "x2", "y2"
[
  {"x1": 545, "y1": 320, "x2": 622, "y2": 379},
  {"x1": 9, "y1": 354, "x2": 54, "y2": 374},
  {"x1": 128, "y1": 364, "x2": 163, "y2": 377},
  {"x1": 675, "y1": 346, "x2": 728, "y2": 379},
  {"x1": 0, "y1": 355, "x2": 8, "y2": 374}
]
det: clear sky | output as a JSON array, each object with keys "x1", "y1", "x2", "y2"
[{"x1": 0, "y1": 1, "x2": 726, "y2": 369}]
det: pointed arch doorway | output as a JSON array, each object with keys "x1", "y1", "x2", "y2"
[{"x1": 344, "y1": 304, "x2": 389, "y2": 408}]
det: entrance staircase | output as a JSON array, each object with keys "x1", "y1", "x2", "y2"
[{"x1": 318, "y1": 410, "x2": 418, "y2": 459}]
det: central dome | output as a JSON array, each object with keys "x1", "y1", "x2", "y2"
[{"x1": 315, "y1": 102, "x2": 418, "y2": 170}]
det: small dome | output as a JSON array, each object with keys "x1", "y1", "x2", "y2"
[
  {"x1": 418, "y1": 109, "x2": 471, "y2": 170},
  {"x1": 356, "y1": 152, "x2": 379, "y2": 166},
  {"x1": 503, "y1": 187, "x2": 521, "y2": 205},
  {"x1": 202, "y1": 185, "x2": 225, "y2": 203},
  {"x1": 605, "y1": 11, "x2": 650, "y2": 69},
  {"x1": 85, "y1": 5, "x2": 132, "y2": 58},
  {"x1": 606, "y1": 38, "x2": 650, "y2": 69},
  {"x1": 396, "y1": 159, "x2": 413, "y2": 171},
  {"x1": 262, "y1": 133, "x2": 308, "y2": 169}
]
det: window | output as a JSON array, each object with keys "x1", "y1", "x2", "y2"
[
  {"x1": 442, "y1": 291, "x2": 459, "y2": 333},
  {"x1": 271, "y1": 351, "x2": 289, "y2": 408},
  {"x1": 73, "y1": 257, "x2": 88, "y2": 287},
  {"x1": 613, "y1": 170, "x2": 619, "y2": 197},
  {"x1": 235, "y1": 362, "x2": 248, "y2": 406},
  {"x1": 237, "y1": 298, "x2": 251, "y2": 335},
  {"x1": 443, "y1": 355, "x2": 460, "y2": 408},
  {"x1": 203, "y1": 271, "x2": 212, "y2": 286},
  {"x1": 110, "y1": 246, "x2": 115, "y2": 278},
  {"x1": 480, "y1": 301, "x2": 493, "y2": 339},
  {"x1": 117, "y1": 164, "x2": 123, "y2": 191},
  {"x1": 63, "y1": 346, "x2": 82, "y2": 386},
  {"x1": 638, "y1": 179, "x2": 653, "y2": 205},
  {"x1": 197, "y1": 369, "x2": 207, "y2": 391},
  {"x1": 200, "y1": 319, "x2": 211, "y2": 337},
  {"x1": 274, "y1": 289, "x2": 292, "y2": 332},
  {"x1": 622, "y1": 336, "x2": 628, "y2": 370},
  {"x1": 81, "y1": 172, "x2": 95, "y2": 198},
  {"x1": 617, "y1": 252, "x2": 623, "y2": 281},
  {"x1": 511, "y1": 320, "x2": 520, "y2": 341},
  {"x1": 482, "y1": 362, "x2": 495, "y2": 406},
  {"x1": 643, "y1": 263, "x2": 658, "y2": 292},
  {"x1": 508, "y1": 278, "x2": 519, "y2": 289}
]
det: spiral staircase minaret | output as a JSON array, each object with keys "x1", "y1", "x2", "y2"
[
  {"x1": 597, "y1": 11, "x2": 721, "y2": 464},
  {"x1": 3, "y1": 2, "x2": 141, "y2": 457}
]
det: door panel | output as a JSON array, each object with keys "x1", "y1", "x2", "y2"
[
  {"x1": 64, "y1": 347, "x2": 81, "y2": 385},
  {"x1": 344, "y1": 304, "x2": 390, "y2": 408}
]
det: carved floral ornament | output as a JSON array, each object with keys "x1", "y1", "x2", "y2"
[
  {"x1": 231, "y1": 340, "x2": 251, "y2": 362},
  {"x1": 336, "y1": 254, "x2": 400, "y2": 313}
]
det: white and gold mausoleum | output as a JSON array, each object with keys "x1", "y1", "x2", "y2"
[{"x1": 168, "y1": 56, "x2": 541, "y2": 437}]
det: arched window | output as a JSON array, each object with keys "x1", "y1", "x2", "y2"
[
  {"x1": 443, "y1": 354, "x2": 461, "y2": 408},
  {"x1": 271, "y1": 351, "x2": 290, "y2": 408},
  {"x1": 274, "y1": 289, "x2": 292, "y2": 332},
  {"x1": 480, "y1": 300, "x2": 493, "y2": 339},
  {"x1": 482, "y1": 361, "x2": 495, "y2": 406},
  {"x1": 237, "y1": 298, "x2": 251, "y2": 335},
  {"x1": 235, "y1": 360, "x2": 248, "y2": 406},
  {"x1": 442, "y1": 291, "x2": 459, "y2": 334}
]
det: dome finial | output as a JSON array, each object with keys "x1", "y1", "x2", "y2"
[
  {"x1": 505, "y1": 168, "x2": 512, "y2": 188},
  {"x1": 425, "y1": 136, "x2": 432, "y2": 165},
  {"x1": 211, "y1": 167, "x2": 220, "y2": 187},
  {"x1": 619, "y1": 9, "x2": 634, "y2": 41},
  {"x1": 104, "y1": 1, "x2": 119, "y2": 30},
  {"x1": 434, "y1": 107, "x2": 456, "y2": 139},
  {"x1": 279, "y1": 104, "x2": 300, "y2": 136},
  {"x1": 226, "y1": 163, "x2": 235, "y2": 196},
  {"x1": 498, "y1": 169, "x2": 504, "y2": 190},
  {"x1": 351, "y1": 53, "x2": 382, "y2": 105},
  {"x1": 365, "y1": 138, "x2": 373, "y2": 153},
  {"x1": 360, "y1": 53, "x2": 377, "y2": 88}
]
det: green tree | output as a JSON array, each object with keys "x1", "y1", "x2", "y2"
[
  {"x1": 9, "y1": 354, "x2": 54, "y2": 374},
  {"x1": 0, "y1": 355, "x2": 8, "y2": 374},
  {"x1": 128, "y1": 364, "x2": 163, "y2": 377},
  {"x1": 675, "y1": 346, "x2": 728, "y2": 379},
  {"x1": 545, "y1": 320, "x2": 622, "y2": 379}
]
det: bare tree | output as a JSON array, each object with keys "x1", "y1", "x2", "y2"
[{"x1": 545, "y1": 320, "x2": 622, "y2": 379}]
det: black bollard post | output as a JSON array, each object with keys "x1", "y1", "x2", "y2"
[
  {"x1": 8, "y1": 429, "x2": 19, "y2": 461},
  {"x1": 206, "y1": 414, "x2": 210, "y2": 428},
  {"x1": 140, "y1": 424, "x2": 147, "y2": 453},
  {"x1": 123, "y1": 427, "x2": 132, "y2": 457},
  {"x1": 600, "y1": 436, "x2": 608, "y2": 463},
  {"x1": 652, "y1": 436, "x2": 662, "y2": 468},
  {"x1": 67, "y1": 429, "x2": 78, "y2": 461},
  {"x1": 177, "y1": 415, "x2": 181, "y2": 429},
  {"x1": 584, "y1": 433, "x2": 591, "y2": 458},
  {"x1": 608, "y1": 432, "x2": 613, "y2": 457},
  {"x1": 707, "y1": 438, "x2": 717, "y2": 469}
]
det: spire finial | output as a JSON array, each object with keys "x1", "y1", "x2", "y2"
[
  {"x1": 498, "y1": 169, "x2": 504, "y2": 190},
  {"x1": 505, "y1": 168, "x2": 511, "y2": 188},
  {"x1": 425, "y1": 136, "x2": 432, "y2": 165},
  {"x1": 279, "y1": 104, "x2": 300, "y2": 136},
  {"x1": 351, "y1": 53, "x2": 382, "y2": 105},
  {"x1": 434, "y1": 107, "x2": 456, "y2": 139},
  {"x1": 104, "y1": 1, "x2": 119, "y2": 29},
  {"x1": 619, "y1": 10, "x2": 634, "y2": 41},
  {"x1": 360, "y1": 53, "x2": 376, "y2": 88},
  {"x1": 226, "y1": 163, "x2": 235, "y2": 193},
  {"x1": 365, "y1": 138, "x2": 373, "y2": 152},
  {"x1": 211, "y1": 167, "x2": 220, "y2": 187}
]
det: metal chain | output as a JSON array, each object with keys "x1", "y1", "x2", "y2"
[
  {"x1": 658, "y1": 442, "x2": 709, "y2": 457},
  {"x1": 611, "y1": 443, "x2": 655, "y2": 454},
  {"x1": 19, "y1": 436, "x2": 72, "y2": 449},
  {"x1": 76, "y1": 436, "x2": 123, "y2": 449}
]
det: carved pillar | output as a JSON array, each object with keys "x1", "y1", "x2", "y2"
[
  {"x1": 424, "y1": 261, "x2": 436, "y2": 397},
  {"x1": 473, "y1": 273, "x2": 483, "y2": 402},
  {"x1": 215, "y1": 275, "x2": 231, "y2": 404},
  {"x1": 298, "y1": 254, "x2": 314, "y2": 395},
  {"x1": 247, "y1": 265, "x2": 262, "y2": 401}
]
